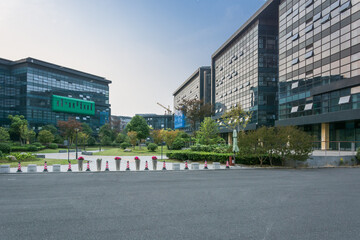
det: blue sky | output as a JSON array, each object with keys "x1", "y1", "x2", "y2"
[{"x1": 0, "y1": 0, "x2": 266, "y2": 116}]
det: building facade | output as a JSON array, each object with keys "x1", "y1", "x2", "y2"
[
  {"x1": 0, "y1": 57, "x2": 111, "y2": 132},
  {"x1": 136, "y1": 114, "x2": 174, "y2": 130},
  {"x1": 111, "y1": 115, "x2": 132, "y2": 132},
  {"x1": 212, "y1": 0, "x2": 280, "y2": 132},
  {"x1": 276, "y1": 0, "x2": 360, "y2": 150},
  {"x1": 173, "y1": 66, "x2": 211, "y2": 131}
]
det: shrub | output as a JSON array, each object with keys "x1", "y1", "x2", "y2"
[
  {"x1": 111, "y1": 142, "x2": 119, "y2": 147},
  {"x1": 172, "y1": 138, "x2": 185, "y2": 150},
  {"x1": 190, "y1": 144, "x2": 229, "y2": 153},
  {"x1": 26, "y1": 145, "x2": 38, "y2": 152},
  {"x1": 147, "y1": 143, "x2": 158, "y2": 152},
  {"x1": 87, "y1": 136, "x2": 96, "y2": 146},
  {"x1": 32, "y1": 142, "x2": 43, "y2": 147},
  {"x1": 0, "y1": 150, "x2": 3, "y2": 158},
  {"x1": 0, "y1": 143, "x2": 11, "y2": 154},
  {"x1": 120, "y1": 142, "x2": 130, "y2": 149},
  {"x1": 48, "y1": 143, "x2": 58, "y2": 149},
  {"x1": 11, "y1": 152, "x2": 37, "y2": 161}
]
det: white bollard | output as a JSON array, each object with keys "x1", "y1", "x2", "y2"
[
  {"x1": 27, "y1": 164, "x2": 37, "y2": 173},
  {"x1": 0, "y1": 165, "x2": 10, "y2": 173},
  {"x1": 213, "y1": 162, "x2": 221, "y2": 169},
  {"x1": 191, "y1": 162, "x2": 199, "y2": 170},
  {"x1": 172, "y1": 163, "x2": 180, "y2": 170},
  {"x1": 52, "y1": 164, "x2": 61, "y2": 172}
]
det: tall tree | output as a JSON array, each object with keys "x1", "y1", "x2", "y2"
[
  {"x1": 164, "y1": 130, "x2": 180, "y2": 149},
  {"x1": 176, "y1": 99, "x2": 212, "y2": 135},
  {"x1": 196, "y1": 117, "x2": 223, "y2": 145},
  {"x1": 38, "y1": 130, "x2": 54, "y2": 145},
  {"x1": 41, "y1": 125, "x2": 58, "y2": 135},
  {"x1": 150, "y1": 129, "x2": 166, "y2": 145},
  {"x1": 220, "y1": 105, "x2": 252, "y2": 132},
  {"x1": 0, "y1": 127, "x2": 10, "y2": 142},
  {"x1": 57, "y1": 118, "x2": 82, "y2": 145},
  {"x1": 81, "y1": 123, "x2": 93, "y2": 136},
  {"x1": 125, "y1": 115, "x2": 150, "y2": 141},
  {"x1": 127, "y1": 131, "x2": 138, "y2": 148},
  {"x1": 99, "y1": 124, "x2": 116, "y2": 143},
  {"x1": 8, "y1": 115, "x2": 28, "y2": 145}
]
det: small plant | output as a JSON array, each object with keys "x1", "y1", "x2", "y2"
[
  {"x1": 134, "y1": 156, "x2": 140, "y2": 160},
  {"x1": 115, "y1": 157, "x2": 121, "y2": 160},
  {"x1": 339, "y1": 158, "x2": 344, "y2": 166},
  {"x1": 78, "y1": 156, "x2": 84, "y2": 160},
  {"x1": 147, "y1": 143, "x2": 158, "y2": 152},
  {"x1": 152, "y1": 156, "x2": 157, "y2": 160},
  {"x1": 0, "y1": 143, "x2": 11, "y2": 154}
]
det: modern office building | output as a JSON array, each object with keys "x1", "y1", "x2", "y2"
[
  {"x1": 211, "y1": 0, "x2": 280, "y2": 134},
  {"x1": 173, "y1": 66, "x2": 211, "y2": 131},
  {"x1": 111, "y1": 115, "x2": 132, "y2": 132},
  {"x1": 275, "y1": 0, "x2": 360, "y2": 150},
  {"x1": 136, "y1": 114, "x2": 174, "y2": 130},
  {"x1": 0, "y1": 57, "x2": 111, "y2": 132}
]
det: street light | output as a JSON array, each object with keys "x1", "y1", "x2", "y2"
[{"x1": 75, "y1": 128, "x2": 79, "y2": 159}]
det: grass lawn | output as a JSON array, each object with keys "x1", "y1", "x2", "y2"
[
  {"x1": 0, "y1": 158, "x2": 78, "y2": 168},
  {"x1": 93, "y1": 146, "x2": 172, "y2": 156},
  {"x1": 36, "y1": 147, "x2": 99, "y2": 154}
]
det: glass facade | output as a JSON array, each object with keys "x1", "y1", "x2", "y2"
[
  {"x1": 136, "y1": 114, "x2": 174, "y2": 130},
  {"x1": 212, "y1": 1, "x2": 279, "y2": 130},
  {"x1": 0, "y1": 57, "x2": 111, "y2": 132}
]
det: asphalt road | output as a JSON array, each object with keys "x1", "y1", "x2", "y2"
[{"x1": 1, "y1": 168, "x2": 360, "y2": 240}]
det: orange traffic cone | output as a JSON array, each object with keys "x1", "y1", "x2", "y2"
[
  {"x1": 144, "y1": 161, "x2": 149, "y2": 170},
  {"x1": 43, "y1": 161, "x2": 48, "y2": 172},
  {"x1": 67, "y1": 161, "x2": 72, "y2": 172},
  {"x1": 86, "y1": 161, "x2": 91, "y2": 171},
  {"x1": 17, "y1": 162, "x2": 22, "y2": 173},
  {"x1": 184, "y1": 161, "x2": 189, "y2": 170},
  {"x1": 105, "y1": 161, "x2": 110, "y2": 171},
  {"x1": 162, "y1": 161, "x2": 166, "y2": 170},
  {"x1": 204, "y1": 160, "x2": 208, "y2": 170},
  {"x1": 126, "y1": 161, "x2": 130, "y2": 171}
]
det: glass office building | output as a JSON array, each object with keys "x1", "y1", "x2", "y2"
[
  {"x1": 0, "y1": 57, "x2": 111, "y2": 132},
  {"x1": 211, "y1": 0, "x2": 280, "y2": 134},
  {"x1": 173, "y1": 66, "x2": 211, "y2": 131},
  {"x1": 276, "y1": 0, "x2": 360, "y2": 149},
  {"x1": 136, "y1": 114, "x2": 174, "y2": 130}
]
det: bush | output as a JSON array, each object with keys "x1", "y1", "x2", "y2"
[
  {"x1": 172, "y1": 138, "x2": 185, "y2": 150},
  {"x1": 0, "y1": 150, "x2": 3, "y2": 158},
  {"x1": 0, "y1": 143, "x2": 11, "y2": 154},
  {"x1": 11, "y1": 152, "x2": 36, "y2": 161},
  {"x1": 120, "y1": 142, "x2": 130, "y2": 149},
  {"x1": 26, "y1": 145, "x2": 38, "y2": 152},
  {"x1": 190, "y1": 144, "x2": 229, "y2": 153},
  {"x1": 166, "y1": 150, "x2": 282, "y2": 165},
  {"x1": 87, "y1": 136, "x2": 96, "y2": 146},
  {"x1": 48, "y1": 143, "x2": 58, "y2": 149},
  {"x1": 147, "y1": 143, "x2": 158, "y2": 152},
  {"x1": 32, "y1": 142, "x2": 43, "y2": 147}
]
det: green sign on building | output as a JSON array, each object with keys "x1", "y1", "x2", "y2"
[{"x1": 52, "y1": 95, "x2": 95, "y2": 115}]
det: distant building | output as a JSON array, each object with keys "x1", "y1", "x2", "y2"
[
  {"x1": 111, "y1": 115, "x2": 132, "y2": 132},
  {"x1": 136, "y1": 114, "x2": 174, "y2": 130},
  {"x1": 0, "y1": 57, "x2": 111, "y2": 132},
  {"x1": 173, "y1": 66, "x2": 211, "y2": 132}
]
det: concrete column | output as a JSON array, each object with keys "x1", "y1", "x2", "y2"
[{"x1": 321, "y1": 123, "x2": 329, "y2": 150}]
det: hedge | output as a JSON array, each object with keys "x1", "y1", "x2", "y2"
[{"x1": 166, "y1": 150, "x2": 282, "y2": 166}]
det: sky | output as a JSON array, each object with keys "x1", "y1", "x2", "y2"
[{"x1": 0, "y1": 0, "x2": 266, "y2": 117}]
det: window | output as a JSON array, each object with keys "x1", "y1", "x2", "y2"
[
  {"x1": 330, "y1": 0, "x2": 340, "y2": 11},
  {"x1": 286, "y1": 31, "x2": 293, "y2": 39},
  {"x1": 338, "y1": 96, "x2": 350, "y2": 104},
  {"x1": 305, "y1": 50, "x2": 314, "y2": 59},
  {"x1": 292, "y1": 33, "x2": 299, "y2": 41},
  {"x1": 313, "y1": 12, "x2": 322, "y2": 22},
  {"x1": 292, "y1": 58, "x2": 299, "y2": 65},
  {"x1": 339, "y1": 1, "x2": 351, "y2": 13},
  {"x1": 305, "y1": 24, "x2": 313, "y2": 33},
  {"x1": 305, "y1": 0, "x2": 313, "y2": 8},
  {"x1": 321, "y1": 14, "x2": 331, "y2": 24},
  {"x1": 291, "y1": 81, "x2": 299, "y2": 89},
  {"x1": 291, "y1": 106, "x2": 299, "y2": 113},
  {"x1": 304, "y1": 103, "x2": 313, "y2": 110}
]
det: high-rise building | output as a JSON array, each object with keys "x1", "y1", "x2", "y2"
[
  {"x1": 136, "y1": 114, "x2": 174, "y2": 130},
  {"x1": 211, "y1": 0, "x2": 280, "y2": 134},
  {"x1": 0, "y1": 57, "x2": 111, "y2": 132},
  {"x1": 275, "y1": 0, "x2": 360, "y2": 150},
  {"x1": 173, "y1": 66, "x2": 211, "y2": 131}
]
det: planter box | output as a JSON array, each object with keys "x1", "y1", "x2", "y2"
[
  {"x1": 213, "y1": 162, "x2": 220, "y2": 169},
  {"x1": 191, "y1": 163, "x2": 199, "y2": 170},
  {"x1": 27, "y1": 164, "x2": 37, "y2": 173},
  {"x1": 53, "y1": 164, "x2": 61, "y2": 172},
  {"x1": 0, "y1": 165, "x2": 10, "y2": 173},
  {"x1": 172, "y1": 163, "x2": 180, "y2": 170}
]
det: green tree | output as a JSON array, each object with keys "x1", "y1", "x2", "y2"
[
  {"x1": 27, "y1": 130, "x2": 36, "y2": 144},
  {"x1": 176, "y1": 99, "x2": 212, "y2": 135},
  {"x1": 99, "y1": 124, "x2": 116, "y2": 144},
  {"x1": 115, "y1": 133, "x2": 127, "y2": 144},
  {"x1": 164, "y1": 130, "x2": 179, "y2": 150},
  {"x1": 8, "y1": 115, "x2": 28, "y2": 145},
  {"x1": 41, "y1": 125, "x2": 57, "y2": 135},
  {"x1": 220, "y1": 105, "x2": 252, "y2": 132},
  {"x1": 57, "y1": 118, "x2": 82, "y2": 145},
  {"x1": 38, "y1": 130, "x2": 54, "y2": 145},
  {"x1": 150, "y1": 129, "x2": 165, "y2": 145},
  {"x1": 77, "y1": 132, "x2": 89, "y2": 148},
  {"x1": 127, "y1": 131, "x2": 138, "y2": 148},
  {"x1": 196, "y1": 117, "x2": 223, "y2": 145},
  {"x1": 0, "y1": 127, "x2": 10, "y2": 142},
  {"x1": 125, "y1": 115, "x2": 150, "y2": 141},
  {"x1": 81, "y1": 123, "x2": 93, "y2": 136}
]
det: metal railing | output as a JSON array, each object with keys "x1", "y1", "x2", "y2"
[{"x1": 312, "y1": 141, "x2": 359, "y2": 156}]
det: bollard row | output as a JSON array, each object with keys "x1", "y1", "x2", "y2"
[{"x1": 0, "y1": 158, "x2": 229, "y2": 173}]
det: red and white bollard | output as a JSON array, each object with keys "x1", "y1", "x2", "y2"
[
  {"x1": 17, "y1": 162, "x2": 22, "y2": 173},
  {"x1": 86, "y1": 161, "x2": 91, "y2": 171},
  {"x1": 184, "y1": 161, "x2": 189, "y2": 170},
  {"x1": 226, "y1": 160, "x2": 230, "y2": 169},
  {"x1": 67, "y1": 161, "x2": 72, "y2": 172},
  {"x1": 162, "y1": 161, "x2": 166, "y2": 170},
  {"x1": 126, "y1": 161, "x2": 130, "y2": 171},
  {"x1": 105, "y1": 161, "x2": 109, "y2": 171},
  {"x1": 204, "y1": 160, "x2": 208, "y2": 170},
  {"x1": 43, "y1": 161, "x2": 48, "y2": 172},
  {"x1": 144, "y1": 161, "x2": 149, "y2": 170}
]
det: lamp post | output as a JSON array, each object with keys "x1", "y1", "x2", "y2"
[{"x1": 75, "y1": 128, "x2": 79, "y2": 160}]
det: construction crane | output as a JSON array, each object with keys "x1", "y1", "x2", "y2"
[{"x1": 156, "y1": 102, "x2": 172, "y2": 115}]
